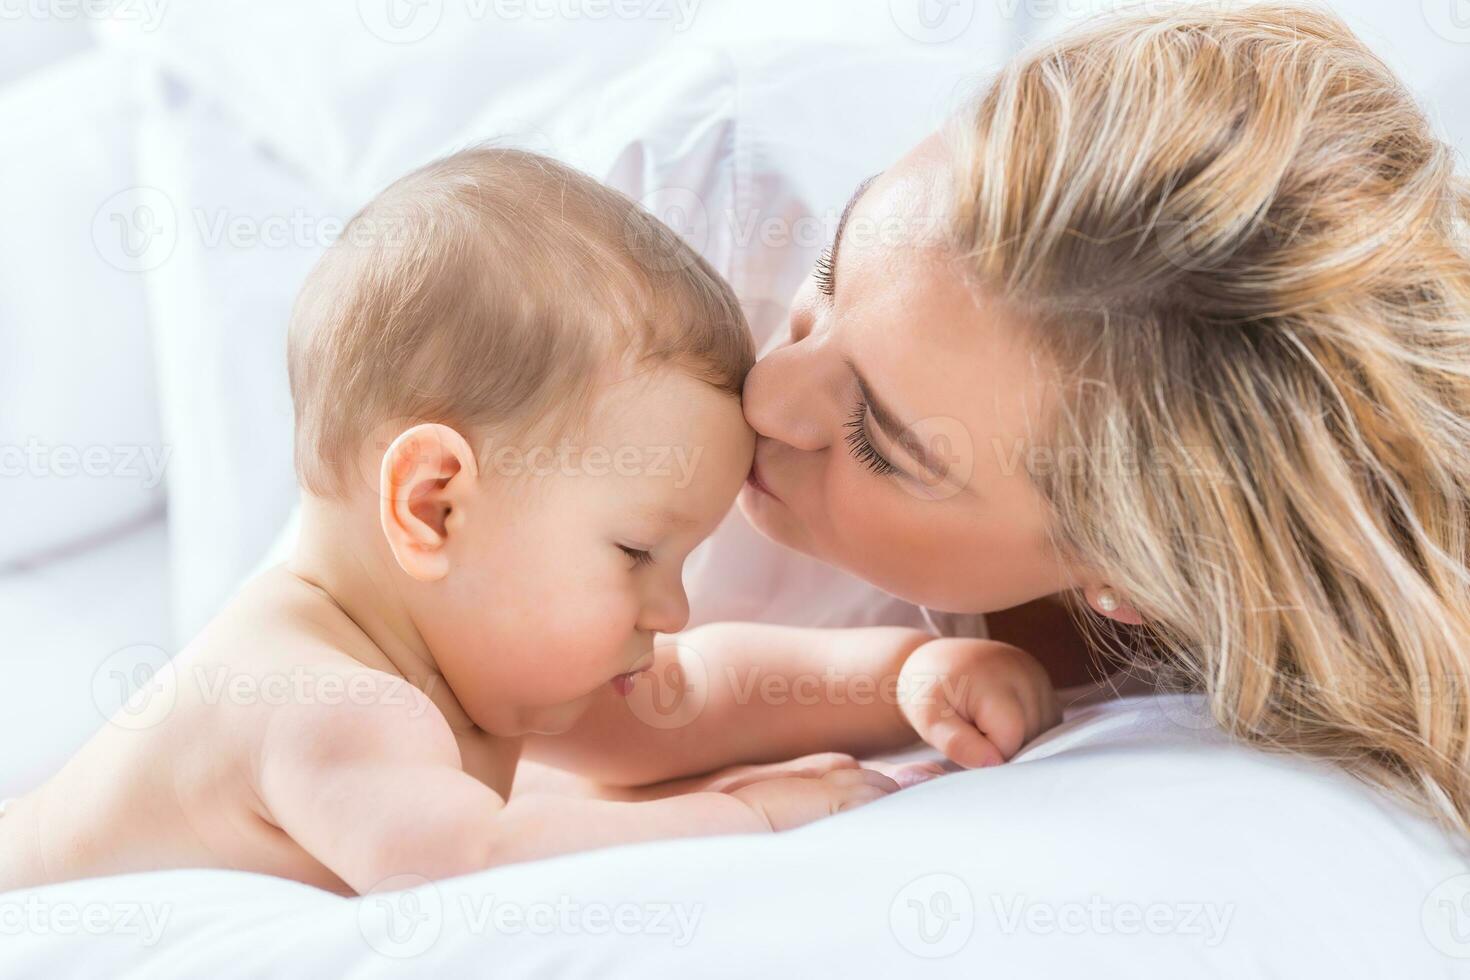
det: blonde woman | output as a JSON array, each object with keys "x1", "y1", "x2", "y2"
[{"x1": 537, "y1": 2, "x2": 1470, "y2": 837}]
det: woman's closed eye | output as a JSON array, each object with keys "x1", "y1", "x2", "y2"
[
  {"x1": 813, "y1": 243, "x2": 837, "y2": 297},
  {"x1": 843, "y1": 401, "x2": 898, "y2": 477}
]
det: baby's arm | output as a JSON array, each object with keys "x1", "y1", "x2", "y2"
[
  {"x1": 256, "y1": 686, "x2": 894, "y2": 894},
  {"x1": 524, "y1": 623, "x2": 926, "y2": 786},
  {"x1": 524, "y1": 624, "x2": 1061, "y2": 786}
]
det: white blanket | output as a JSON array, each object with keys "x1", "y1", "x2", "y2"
[{"x1": 4, "y1": 694, "x2": 1465, "y2": 978}]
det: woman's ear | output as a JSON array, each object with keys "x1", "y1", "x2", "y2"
[{"x1": 378, "y1": 423, "x2": 480, "y2": 582}]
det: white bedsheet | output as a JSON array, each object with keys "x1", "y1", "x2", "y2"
[{"x1": 3, "y1": 695, "x2": 1465, "y2": 978}]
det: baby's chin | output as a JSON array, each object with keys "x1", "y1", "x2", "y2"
[{"x1": 473, "y1": 693, "x2": 596, "y2": 737}]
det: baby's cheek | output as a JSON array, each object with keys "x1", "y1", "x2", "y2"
[
  {"x1": 473, "y1": 528, "x2": 643, "y2": 695},
  {"x1": 536, "y1": 575, "x2": 642, "y2": 681}
]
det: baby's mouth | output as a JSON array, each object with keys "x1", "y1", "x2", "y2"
[
  {"x1": 609, "y1": 672, "x2": 642, "y2": 697},
  {"x1": 609, "y1": 654, "x2": 656, "y2": 697}
]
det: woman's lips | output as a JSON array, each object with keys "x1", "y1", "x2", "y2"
[{"x1": 746, "y1": 454, "x2": 780, "y2": 501}]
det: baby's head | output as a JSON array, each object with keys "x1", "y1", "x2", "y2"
[{"x1": 288, "y1": 147, "x2": 755, "y2": 735}]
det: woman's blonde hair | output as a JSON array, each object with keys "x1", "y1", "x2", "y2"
[{"x1": 946, "y1": 2, "x2": 1470, "y2": 832}]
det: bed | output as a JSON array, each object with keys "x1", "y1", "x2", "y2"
[{"x1": 4, "y1": 3, "x2": 1469, "y2": 975}]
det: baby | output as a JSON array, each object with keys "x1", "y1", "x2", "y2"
[{"x1": 0, "y1": 149, "x2": 1059, "y2": 896}]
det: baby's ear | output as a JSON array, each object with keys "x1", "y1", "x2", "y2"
[{"x1": 378, "y1": 423, "x2": 479, "y2": 582}]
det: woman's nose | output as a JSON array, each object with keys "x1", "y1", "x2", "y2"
[
  {"x1": 742, "y1": 307, "x2": 836, "y2": 451},
  {"x1": 787, "y1": 300, "x2": 815, "y2": 344}
]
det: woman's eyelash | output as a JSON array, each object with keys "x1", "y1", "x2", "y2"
[
  {"x1": 619, "y1": 545, "x2": 655, "y2": 566},
  {"x1": 813, "y1": 243, "x2": 837, "y2": 296},
  {"x1": 843, "y1": 402, "x2": 898, "y2": 476}
]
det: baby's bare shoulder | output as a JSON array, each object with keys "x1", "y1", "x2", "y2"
[{"x1": 177, "y1": 568, "x2": 457, "y2": 772}]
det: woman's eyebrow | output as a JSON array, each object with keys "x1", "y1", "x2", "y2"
[{"x1": 830, "y1": 173, "x2": 881, "y2": 281}]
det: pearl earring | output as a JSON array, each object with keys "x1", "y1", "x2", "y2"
[{"x1": 1097, "y1": 588, "x2": 1121, "y2": 613}]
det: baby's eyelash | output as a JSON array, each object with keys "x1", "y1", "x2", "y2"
[
  {"x1": 813, "y1": 243, "x2": 837, "y2": 296},
  {"x1": 842, "y1": 402, "x2": 898, "y2": 476},
  {"x1": 619, "y1": 545, "x2": 655, "y2": 566}
]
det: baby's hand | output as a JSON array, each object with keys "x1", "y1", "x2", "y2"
[
  {"x1": 898, "y1": 638, "x2": 1061, "y2": 769},
  {"x1": 690, "y1": 751, "x2": 870, "y2": 794},
  {"x1": 729, "y1": 765, "x2": 900, "y2": 831}
]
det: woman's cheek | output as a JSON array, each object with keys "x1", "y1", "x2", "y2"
[
  {"x1": 824, "y1": 465, "x2": 953, "y2": 594},
  {"x1": 821, "y1": 462, "x2": 895, "y2": 560}
]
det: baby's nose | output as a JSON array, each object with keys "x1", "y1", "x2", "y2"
[{"x1": 644, "y1": 586, "x2": 690, "y2": 635}]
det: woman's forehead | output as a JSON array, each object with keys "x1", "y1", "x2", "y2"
[{"x1": 848, "y1": 138, "x2": 953, "y2": 250}]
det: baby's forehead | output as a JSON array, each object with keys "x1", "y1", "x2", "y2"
[
  {"x1": 518, "y1": 368, "x2": 750, "y2": 510},
  {"x1": 581, "y1": 367, "x2": 741, "y2": 442}
]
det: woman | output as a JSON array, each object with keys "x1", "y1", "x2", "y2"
[{"x1": 534, "y1": 2, "x2": 1470, "y2": 835}]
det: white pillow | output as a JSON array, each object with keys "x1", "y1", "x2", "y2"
[
  {"x1": 133, "y1": 80, "x2": 332, "y2": 641},
  {"x1": 0, "y1": 16, "x2": 93, "y2": 87},
  {"x1": 98, "y1": 6, "x2": 692, "y2": 202},
  {"x1": 93, "y1": 0, "x2": 1018, "y2": 195},
  {"x1": 0, "y1": 50, "x2": 167, "y2": 567}
]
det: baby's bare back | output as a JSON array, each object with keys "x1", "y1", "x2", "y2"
[{"x1": 0, "y1": 568, "x2": 466, "y2": 896}]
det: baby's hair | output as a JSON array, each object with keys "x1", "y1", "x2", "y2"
[{"x1": 288, "y1": 146, "x2": 754, "y2": 496}]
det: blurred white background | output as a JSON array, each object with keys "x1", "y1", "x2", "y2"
[{"x1": 0, "y1": 0, "x2": 1466, "y2": 797}]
